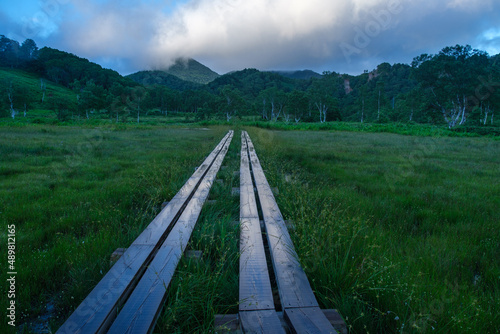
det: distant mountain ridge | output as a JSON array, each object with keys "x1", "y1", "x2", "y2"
[
  {"x1": 271, "y1": 70, "x2": 323, "y2": 80},
  {"x1": 129, "y1": 58, "x2": 323, "y2": 87},
  {"x1": 126, "y1": 70, "x2": 202, "y2": 90}
]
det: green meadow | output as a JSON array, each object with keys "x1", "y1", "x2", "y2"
[
  {"x1": 246, "y1": 128, "x2": 500, "y2": 333},
  {"x1": 0, "y1": 123, "x2": 499, "y2": 333},
  {"x1": 0, "y1": 125, "x2": 230, "y2": 332}
]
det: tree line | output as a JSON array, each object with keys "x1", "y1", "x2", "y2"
[{"x1": 1, "y1": 35, "x2": 499, "y2": 127}]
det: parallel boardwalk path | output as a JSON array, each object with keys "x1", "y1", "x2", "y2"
[
  {"x1": 57, "y1": 131, "x2": 234, "y2": 334},
  {"x1": 240, "y1": 131, "x2": 337, "y2": 334},
  {"x1": 239, "y1": 132, "x2": 285, "y2": 333}
]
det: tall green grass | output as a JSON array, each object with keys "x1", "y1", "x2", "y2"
[
  {"x1": 0, "y1": 68, "x2": 78, "y2": 116},
  {"x1": 0, "y1": 125, "x2": 230, "y2": 333},
  {"x1": 154, "y1": 138, "x2": 241, "y2": 333},
  {"x1": 246, "y1": 127, "x2": 500, "y2": 333},
  {"x1": 244, "y1": 121, "x2": 500, "y2": 138},
  {"x1": 2, "y1": 125, "x2": 498, "y2": 333}
]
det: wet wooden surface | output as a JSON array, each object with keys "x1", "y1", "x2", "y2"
[
  {"x1": 245, "y1": 132, "x2": 318, "y2": 309},
  {"x1": 239, "y1": 132, "x2": 280, "y2": 315},
  {"x1": 240, "y1": 310, "x2": 286, "y2": 334},
  {"x1": 284, "y1": 307, "x2": 339, "y2": 334},
  {"x1": 57, "y1": 131, "x2": 233, "y2": 334},
  {"x1": 107, "y1": 131, "x2": 233, "y2": 334},
  {"x1": 244, "y1": 131, "x2": 336, "y2": 334}
]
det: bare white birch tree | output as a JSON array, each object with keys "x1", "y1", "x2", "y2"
[
  {"x1": 315, "y1": 101, "x2": 328, "y2": 123},
  {"x1": 40, "y1": 78, "x2": 46, "y2": 103},
  {"x1": 7, "y1": 82, "x2": 16, "y2": 119}
]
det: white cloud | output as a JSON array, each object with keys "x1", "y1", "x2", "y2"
[
  {"x1": 149, "y1": 0, "x2": 373, "y2": 71},
  {"x1": 21, "y1": 0, "x2": 499, "y2": 74},
  {"x1": 478, "y1": 28, "x2": 500, "y2": 55}
]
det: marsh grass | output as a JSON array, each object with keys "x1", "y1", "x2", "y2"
[
  {"x1": 2, "y1": 124, "x2": 498, "y2": 333},
  {"x1": 246, "y1": 128, "x2": 500, "y2": 333},
  {"x1": 243, "y1": 121, "x2": 500, "y2": 138},
  {"x1": 154, "y1": 131, "x2": 241, "y2": 333},
  {"x1": 0, "y1": 125, "x2": 230, "y2": 333}
]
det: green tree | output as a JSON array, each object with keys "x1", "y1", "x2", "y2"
[
  {"x1": 221, "y1": 85, "x2": 244, "y2": 121},
  {"x1": 128, "y1": 86, "x2": 148, "y2": 123},
  {"x1": 412, "y1": 45, "x2": 489, "y2": 127},
  {"x1": 308, "y1": 76, "x2": 340, "y2": 123},
  {"x1": 287, "y1": 90, "x2": 308, "y2": 123},
  {"x1": 260, "y1": 87, "x2": 287, "y2": 121},
  {"x1": 20, "y1": 39, "x2": 38, "y2": 61},
  {"x1": 0, "y1": 35, "x2": 20, "y2": 67}
]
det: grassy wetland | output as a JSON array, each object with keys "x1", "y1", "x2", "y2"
[
  {"x1": 1, "y1": 123, "x2": 499, "y2": 333},
  {"x1": 0, "y1": 125, "x2": 230, "y2": 332},
  {"x1": 246, "y1": 128, "x2": 500, "y2": 333}
]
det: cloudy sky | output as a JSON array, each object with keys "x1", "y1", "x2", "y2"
[{"x1": 1, "y1": 0, "x2": 499, "y2": 75}]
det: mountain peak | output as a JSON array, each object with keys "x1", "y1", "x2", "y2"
[{"x1": 162, "y1": 58, "x2": 219, "y2": 84}]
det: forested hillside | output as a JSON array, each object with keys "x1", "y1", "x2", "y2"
[
  {"x1": 1, "y1": 34, "x2": 499, "y2": 130},
  {"x1": 272, "y1": 70, "x2": 323, "y2": 80},
  {"x1": 127, "y1": 70, "x2": 202, "y2": 91}
]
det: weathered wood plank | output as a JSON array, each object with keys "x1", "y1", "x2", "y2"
[
  {"x1": 55, "y1": 244, "x2": 155, "y2": 334},
  {"x1": 239, "y1": 132, "x2": 284, "y2": 333},
  {"x1": 214, "y1": 314, "x2": 240, "y2": 333},
  {"x1": 240, "y1": 134, "x2": 259, "y2": 219},
  {"x1": 107, "y1": 205, "x2": 201, "y2": 333},
  {"x1": 107, "y1": 131, "x2": 233, "y2": 333},
  {"x1": 214, "y1": 309, "x2": 346, "y2": 333},
  {"x1": 245, "y1": 132, "x2": 317, "y2": 309},
  {"x1": 57, "y1": 131, "x2": 233, "y2": 334},
  {"x1": 240, "y1": 310, "x2": 285, "y2": 334},
  {"x1": 239, "y1": 217, "x2": 276, "y2": 311},
  {"x1": 244, "y1": 132, "x2": 336, "y2": 333},
  {"x1": 284, "y1": 307, "x2": 338, "y2": 334},
  {"x1": 239, "y1": 132, "x2": 275, "y2": 313}
]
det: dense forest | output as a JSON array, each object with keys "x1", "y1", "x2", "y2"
[{"x1": 1, "y1": 35, "x2": 499, "y2": 129}]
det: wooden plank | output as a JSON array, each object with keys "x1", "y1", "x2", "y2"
[
  {"x1": 240, "y1": 310, "x2": 286, "y2": 334},
  {"x1": 57, "y1": 131, "x2": 233, "y2": 334},
  {"x1": 214, "y1": 314, "x2": 239, "y2": 332},
  {"x1": 239, "y1": 217, "x2": 275, "y2": 311},
  {"x1": 239, "y1": 132, "x2": 274, "y2": 311},
  {"x1": 107, "y1": 131, "x2": 233, "y2": 334},
  {"x1": 322, "y1": 310, "x2": 347, "y2": 334},
  {"x1": 284, "y1": 307, "x2": 338, "y2": 334},
  {"x1": 240, "y1": 134, "x2": 259, "y2": 219},
  {"x1": 107, "y1": 203, "x2": 201, "y2": 334},
  {"x1": 239, "y1": 132, "x2": 284, "y2": 333},
  {"x1": 245, "y1": 132, "x2": 317, "y2": 309},
  {"x1": 214, "y1": 310, "x2": 346, "y2": 334},
  {"x1": 55, "y1": 244, "x2": 155, "y2": 334},
  {"x1": 244, "y1": 132, "x2": 336, "y2": 334}
]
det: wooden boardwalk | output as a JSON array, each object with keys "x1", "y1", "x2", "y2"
[
  {"x1": 238, "y1": 131, "x2": 338, "y2": 334},
  {"x1": 57, "y1": 129, "x2": 344, "y2": 334},
  {"x1": 239, "y1": 132, "x2": 286, "y2": 333},
  {"x1": 57, "y1": 131, "x2": 234, "y2": 334}
]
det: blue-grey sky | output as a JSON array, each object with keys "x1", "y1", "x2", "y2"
[{"x1": 1, "y1": 0, "x2": 499, "y2": 75}]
